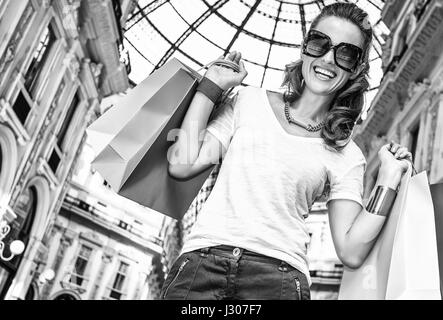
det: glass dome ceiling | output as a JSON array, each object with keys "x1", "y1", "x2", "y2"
[{"x1": 124, "y1": 0, "x2": 388, "y2": 102}]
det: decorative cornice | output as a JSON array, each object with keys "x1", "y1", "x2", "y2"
[
  {"x1": 355, "y1": 0, "x2": 443, "y2": 148},
  {"x1": 0, "y1": 2, "x2": 35, "y2": 81}
]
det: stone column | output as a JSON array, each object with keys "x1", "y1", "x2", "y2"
[
  {"x1": 39, "y1": 229, "x2": 75, "y2": 299},
  {"x1": 89, "y1": 247, "x2": 114, "y2": 300},
  {"x1": 430, "y1": 93, "x2": 443, "y2": 183}
]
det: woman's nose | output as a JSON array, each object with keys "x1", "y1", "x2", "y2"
[{"x1": 321, "y1": 48, "x2": 335, "y2": 65}]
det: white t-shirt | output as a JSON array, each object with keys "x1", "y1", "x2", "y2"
[{"x1": 181, "y1": 86, "x2": 367, "y2": 285}]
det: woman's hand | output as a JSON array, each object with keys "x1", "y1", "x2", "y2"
[
  {"x1": 204, "y1": 51, "x2": 248, "y2": 91},
  {"x1": 377, "y1": 141, "x2": 413, "y2": 189}
]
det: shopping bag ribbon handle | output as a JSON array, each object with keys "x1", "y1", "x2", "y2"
[{"x1": 198, "y1": 58, "x2": 240, "y2": 73}]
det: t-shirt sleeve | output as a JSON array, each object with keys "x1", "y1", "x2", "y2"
[
  {"x1": 326, "y1": 151, "x2": 366, "y2": 208},
  {"x1": 206, "y1": 91, "x2": 239, "y2": 150}
]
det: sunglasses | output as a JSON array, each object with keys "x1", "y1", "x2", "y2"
[{"x1": 302, "y1": 30, "x2": 363, "y2": 72}]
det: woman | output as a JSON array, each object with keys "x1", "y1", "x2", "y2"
[{"x1": 162, "y1": 3, "x2": 413, "y2": 300}]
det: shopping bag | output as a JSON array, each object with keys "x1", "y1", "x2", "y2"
[
  {"x1": 338, "y1": 165, "x2": 413, "y2": 300},
  {"x1": 87, "y1": 58, "x2": 215, "y2": 219},
  {"x1": 429, "y1": 182, "x2": 443, "y2": 297},
  {"x1": 339, "y1": 164, "x2": 442, "y2": 299},
  {"x1": 88, "y1": 58, "x2": 201, "y2": 190},
  {"x1": 385, "y1": 170, "x2": 441, "y2": 299}
]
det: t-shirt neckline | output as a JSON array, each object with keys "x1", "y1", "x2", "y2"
[{"x1": 260, "y1": 88, "x2": 324, "y2": 143}]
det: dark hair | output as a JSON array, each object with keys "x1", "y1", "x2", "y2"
[{"x1": 282, "y1": 3, "x2": 373, "y2": 151}]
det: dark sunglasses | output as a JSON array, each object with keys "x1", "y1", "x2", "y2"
[{"x1": 302, "y1": 29, "x2": 363, "y2": 72}]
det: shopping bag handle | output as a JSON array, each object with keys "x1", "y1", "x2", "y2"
[
  {"x1": 198, "y1": 57, "x2": 240, "y2": 73},
  {"x1": 410, "y1": 160, "x2": 418, "y2": 176}
]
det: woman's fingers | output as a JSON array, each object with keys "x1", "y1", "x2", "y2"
[
  {"x1": 394, "y1": 147, "x2": 408, "y2": 158},
  {"x1": 387, "y1": 141, "x2": 413, "y2": 162},
  {"x1": 227, "y1": 51, "x2": 236, "y2": 61},
  {"x1": 234, "y1": 52, "x2": 242, "y2": 65},
  {"x1": 389, "y1": 141, "x2": 401, "y2": 153}
]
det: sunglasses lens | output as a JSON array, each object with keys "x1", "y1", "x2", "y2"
[
  {"x1": 336, "y1": 45, "x2": 360, "y2": 70},
  {"x1": 305, "y1": 35, "x2": 329, "y2": 57}
]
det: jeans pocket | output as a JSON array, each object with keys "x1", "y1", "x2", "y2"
[
  {"x1": 289, "y1": 270, "x2": 310, "y2": 300},
  {"x1": 294, "y1": 277, "x2": 302, "y2": 300},
  {"x1": 161, "y1": 255, "x2": 192, "y2": 299}
]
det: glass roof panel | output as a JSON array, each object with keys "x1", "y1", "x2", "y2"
[
  {"x1": 242, "y1": 60, "x2": 266, "y2": 87},
  {"x1": 268, "y1": 45, "x2": 300, "y2": 70},
  {"x1": 148, "y1": 4, "x2": 189, "y2": 43},
  {"x1": 243, "y1": 8, "x2": 276, "y2": 39},
  {"x1": 273, "y1": 19, "x2": 302, "y2": 45},
  {"x1": 169, "y1": 0, "x2": 208, "y2": 23},
  {"x1": 180, "y1": 32, "x2": 225, "y2": 64},
  {"x1": 231, "y1": 33, "x2": 271, "y2": 65},
  {"x1": 216, "y1": 0, "x2": 251, "y2": 26},
  {"x1": 196, "y1": 15, "x2": 238, "y2": 48},
  {"x1": 124, "y1": 0, "x2": 388, "y2": 111}
]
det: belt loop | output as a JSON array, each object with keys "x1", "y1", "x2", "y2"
[
  {"x1": 278, "y1": 261, "x2": 288, "y2": 272},
  {"x1": 232, "y1": 247, "x2": 243, "y2": 261},
  {"x1": 199, "y1": 247, "x2": 210, "y2": 257}
]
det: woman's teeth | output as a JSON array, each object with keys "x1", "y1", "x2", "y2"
[{"x1": 314, "y1": 66, "x2": 337, "y2": 80}]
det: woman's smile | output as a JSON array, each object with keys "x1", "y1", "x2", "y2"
[{"x1": 313, "y1": 66, "x2": 338, "y2": 80}]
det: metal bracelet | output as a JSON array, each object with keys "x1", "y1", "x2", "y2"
[{"x1": 365, "y1": 185, "x2": 397, "y2": 217}]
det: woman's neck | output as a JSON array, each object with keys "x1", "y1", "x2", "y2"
[{"x1": 289, "y1": 87, "x2": 334, "y2": 122}]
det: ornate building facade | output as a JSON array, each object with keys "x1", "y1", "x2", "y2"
[
  {"x1": 25, "y1": 139, "x2": 165, "y2": 300},
  {"x1": 0, "y1": 0, "x2": 134, "y2": 299},
  {"x1": 354, "y1": 0, "x2": 443, "y2": 194}
]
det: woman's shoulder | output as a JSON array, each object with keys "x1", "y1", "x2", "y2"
[
  {"x1": 341, "y1": 139, "x2": 367, "y2": 164},
  {"x1": 234, "y1": 85, "x2": 263, "y2": 95}
]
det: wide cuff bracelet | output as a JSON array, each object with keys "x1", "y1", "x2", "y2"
[
  {"x1": 196, "y1": 77, "x2": 224, "y2": 104},
  {"x1": 365, "y1": 185, "x2": 397, "y2": 217}
]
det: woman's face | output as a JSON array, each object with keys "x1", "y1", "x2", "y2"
[{"x1": 301, "y1": 16, "x2": 364, "y2": 97}]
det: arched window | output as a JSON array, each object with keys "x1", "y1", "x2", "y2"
[
  {"x1": 0, "y1": 186, "x2": 38, "y2": 298},
  {"x1": 5, "y1": 187, "x2": 38, "y2": 268},
  {"x1": 0, "y1": 146, "x2": 3, "y2": 175},
  {"x1": 53, "y1": 293, "x2": 78, "y2": 300},
  {"x1": 24, "y1": 281, "x2": 38, "y2": 300}
]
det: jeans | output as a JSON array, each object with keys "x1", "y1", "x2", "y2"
[{"x1": 160, "y1": 245, "x2": 311, "y2": 300}]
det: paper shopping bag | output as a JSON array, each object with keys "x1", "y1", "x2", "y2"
[
  {"x1": 87, "y1": 58, "x2": 199, "y2": 158},
  {"x1": 385, "y1": 171, "x2": 441, "y2": 299},
  {"x1": 88, "y1": 58, "x2": 215, "y2": 219},
  {"x1": 339, "y1": 165, "x2": 442, "y2": 300},
  {"x1": 429, "y1": 182, "x2": 443, "y2": 298},
  {"x1": 338, "y1": 165, "x2": 413, "y2": 300},
  {"x1": 88, "y1": 58, "x2": 201, "y2": 191}
]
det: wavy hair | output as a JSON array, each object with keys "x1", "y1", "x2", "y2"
[{"x1": 282, "y1": 3, "x2": 373, "y2": 151}]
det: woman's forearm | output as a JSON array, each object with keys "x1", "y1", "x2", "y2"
[
  {"x1": 342, "y1": 167, "x2": 402, "y2": 267},
  {"x1": 169, "y1": 91, "x2": 215, "y2": 166}
]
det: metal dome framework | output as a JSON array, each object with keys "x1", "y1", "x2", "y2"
[{"x1": 124, "y1": 0, "x2": 387, "y2": 93}]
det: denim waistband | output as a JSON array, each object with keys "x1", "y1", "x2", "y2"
[{"x1": 197, "y1": 245, "x2": 292, "y2": 269}]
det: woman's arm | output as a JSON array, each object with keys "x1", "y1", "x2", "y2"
[
  {"x1": 328, "y1": 142, "x2": 412, "y2": 269},
  {"x1": 168, "y1": 52, "x2": 247, "y2": 179}
]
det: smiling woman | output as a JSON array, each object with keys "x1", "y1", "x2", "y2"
[
  {"x1": 158, "y1": 2, "x2": 414, "y2": 300},
  {"x1": 282, "y1": 4, "x2": 374, "y2": 150}
]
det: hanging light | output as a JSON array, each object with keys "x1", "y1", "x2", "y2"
[{"x1": 0, "y1": 219, "x2": 25, "y2": 261}]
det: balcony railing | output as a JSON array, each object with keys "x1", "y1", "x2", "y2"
[
  {"x1": 63, "y1": 193, "x2": 163, "y2": 247},
  {"x1": 383, "y1": 0, "x2": 433, "y2": 76}
]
